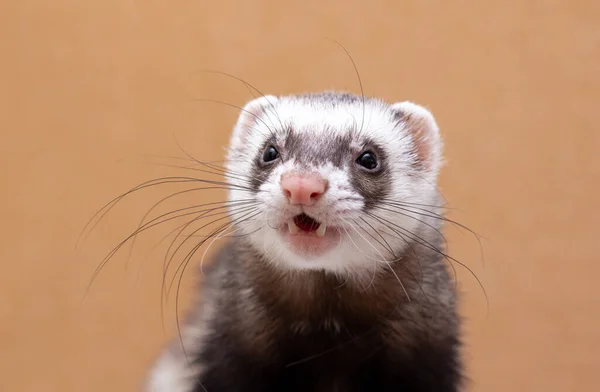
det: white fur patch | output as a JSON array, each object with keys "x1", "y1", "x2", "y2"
[
  {"x1": 144, "y1": 349, "x2": 200, "y2": 392},
  {"x1": 143, "y1": 301, "x2": 215, "y2": 392}
]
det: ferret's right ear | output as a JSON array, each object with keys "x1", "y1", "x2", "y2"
[{"x1": 230, "y1": 95, "x2": 278, "y2": 151}]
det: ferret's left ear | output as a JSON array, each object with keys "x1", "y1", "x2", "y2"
[
  {"x1": 230, "y1": 95, "x2": 278, "y2": 152},
  {"x1": 390, "y1": 101, "x2": 444, "y2": 173}
]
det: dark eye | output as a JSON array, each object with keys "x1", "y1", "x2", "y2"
[
  {"x1": 356, "y1": 151, "x2": 378, "y2": 170},
  {"x1": 262, "y1": 145, "x2": 280, "y2": 163}
]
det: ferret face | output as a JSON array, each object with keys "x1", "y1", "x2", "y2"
[{"x1": 225, "y1": 92, "x2": 443, "y2": 278}]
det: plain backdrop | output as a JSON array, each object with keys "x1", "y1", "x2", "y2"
[{"x1": 1, "y1": 1, "x2": 599, "y2": 391}]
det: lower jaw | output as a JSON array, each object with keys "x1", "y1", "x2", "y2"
[{"x1": 279, "y1": 229, "x2": 340, "y2": 257}]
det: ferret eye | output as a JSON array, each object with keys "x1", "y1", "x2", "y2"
[
  {"x1": 356, "y1": 151, "x2": 378, "y2": 170},
  {"x1": 262, "y1": 145, "x2": 280, "y2": 163}
]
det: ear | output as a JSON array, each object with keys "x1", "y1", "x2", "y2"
[
  {"x1": 390, "y1": 101, "x2": 444, "y2": 173},
  {"x1": 230, "y1": 95, "x2": 278, "y2": 151}
]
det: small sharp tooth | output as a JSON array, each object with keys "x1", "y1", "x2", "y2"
[
  {"x1": 288, "y1": 219, "x2": 300, "y2": 234},
  {"x1": 316, "y1": 223, "x2": 327, "y2": 237}
]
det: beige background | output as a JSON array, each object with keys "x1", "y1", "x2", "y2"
[{"x1": 1, "y1": 1, "x2": 599, "y2": 391}]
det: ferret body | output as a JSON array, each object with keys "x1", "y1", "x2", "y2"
[{"x1": 144, "y1": 92, "x2": 462, "y2": 391}]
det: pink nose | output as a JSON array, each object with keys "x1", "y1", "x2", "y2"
[{"x1": 280, "y1": 173, "x2": 327, "y2": 206}]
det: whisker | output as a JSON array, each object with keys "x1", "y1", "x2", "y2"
[
  {"x1": 127, "y1": 192, "x2": 257, "y2": 262},
  {"x1": 348, "y1": 218, "x2": 388, "y2": 292},
  {"x1": 168, "y1": 207, "x2": 261, "y2": 293},
  {"x1": 77, "y1": 176, "x2": 259, "y2": 249},
  {"x1": 188, "y1": 99, "x2": 276, "y2": 142},
  {"x1": 199, "y1": 69, "x2": 285, "y2": 133},
  {"x1": 355, "y1": 217, "x2": 396, "y2": 257},
  {"x1": 159, "y1": 207, "x2": 260, "y2": 362},
  {"x1": 171, "y1": 210, "x2": 261, "y2": 362},
  {"x1": 373, "y1": 205, "x2": 449, "y2": 250},
  {"x1": 86, "y1": 202, "x2": 259, "y2": 296},
  {"x1": 365, "y1": 211, "x2": 458, "y2": 291},
  {"x1": 170, "y1": 137, "x2": 257, "y2": 183},
  {"x1": 379, "y1": 201, "x2": 483, "y2": 240},
  {"x1": 367, "y1": 212, "x2": 488, "y2": 309},
  {"x1": 340, "y1": 217, "x2": 410, "y2": 301},
  {"x1": 379, "y1": 198, "x2": 455, "y2": 211},
  {"x1": 143, "y1": 161, "x2": 253, "y2": 185},
  {"x1": 356, "y1": 216, "x2": 431, "y2": 302},
  {"x1": 198, "y1": 221, "x2": 245, "y2": 274},
  {"x1": 325, "y1": 39, "x2": 366, "y2": 136},
  {"x1": 361, "y1": 215, "x2": 426, "y2": 285},
  {"x1": 157, "y1": 224, "x2": 260, "y2": 246},
  {"x1": 162, "y1": 204, "x2": 259, "y2": 291},
  {"x1": 375, "y1": 202, "x2": 486, "y2": 268},
  {"x1": 141, "y1": 154, "x2": 252, "y2": 179},
  {"x1": 77, "y1": 177, "x2": 202, "y2": 247},
  {"x1": 158, "y1": 213, "x2": 255, "y2": 361}
]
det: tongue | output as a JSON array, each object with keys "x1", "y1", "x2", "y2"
[{"x1": 294, "y1": 214, "x2": 320, "y2": 232}]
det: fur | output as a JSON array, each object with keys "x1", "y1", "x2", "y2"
[{"x1": 144, "y1": 91, "x2": 462, "y2": 391}]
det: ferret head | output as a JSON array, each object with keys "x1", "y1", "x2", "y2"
[{"x1": 225, "y1": 91, "x2": 443, "y2": 278}]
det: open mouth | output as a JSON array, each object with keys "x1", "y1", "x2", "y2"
[{"x1": 287, "y1": 213, "x2": 327, "y2": 237}]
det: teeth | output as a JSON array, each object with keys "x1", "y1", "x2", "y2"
[
  {"x1": 287, "y1": 219, "x2": 300, "y2": 234},
  {"x1": 316, "y1": 223, "x2": 327, "y2": 237}
]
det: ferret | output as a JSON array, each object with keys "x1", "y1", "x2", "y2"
[{"x1": 144, "y1": 91, "x2": 462, "y2": 391}]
